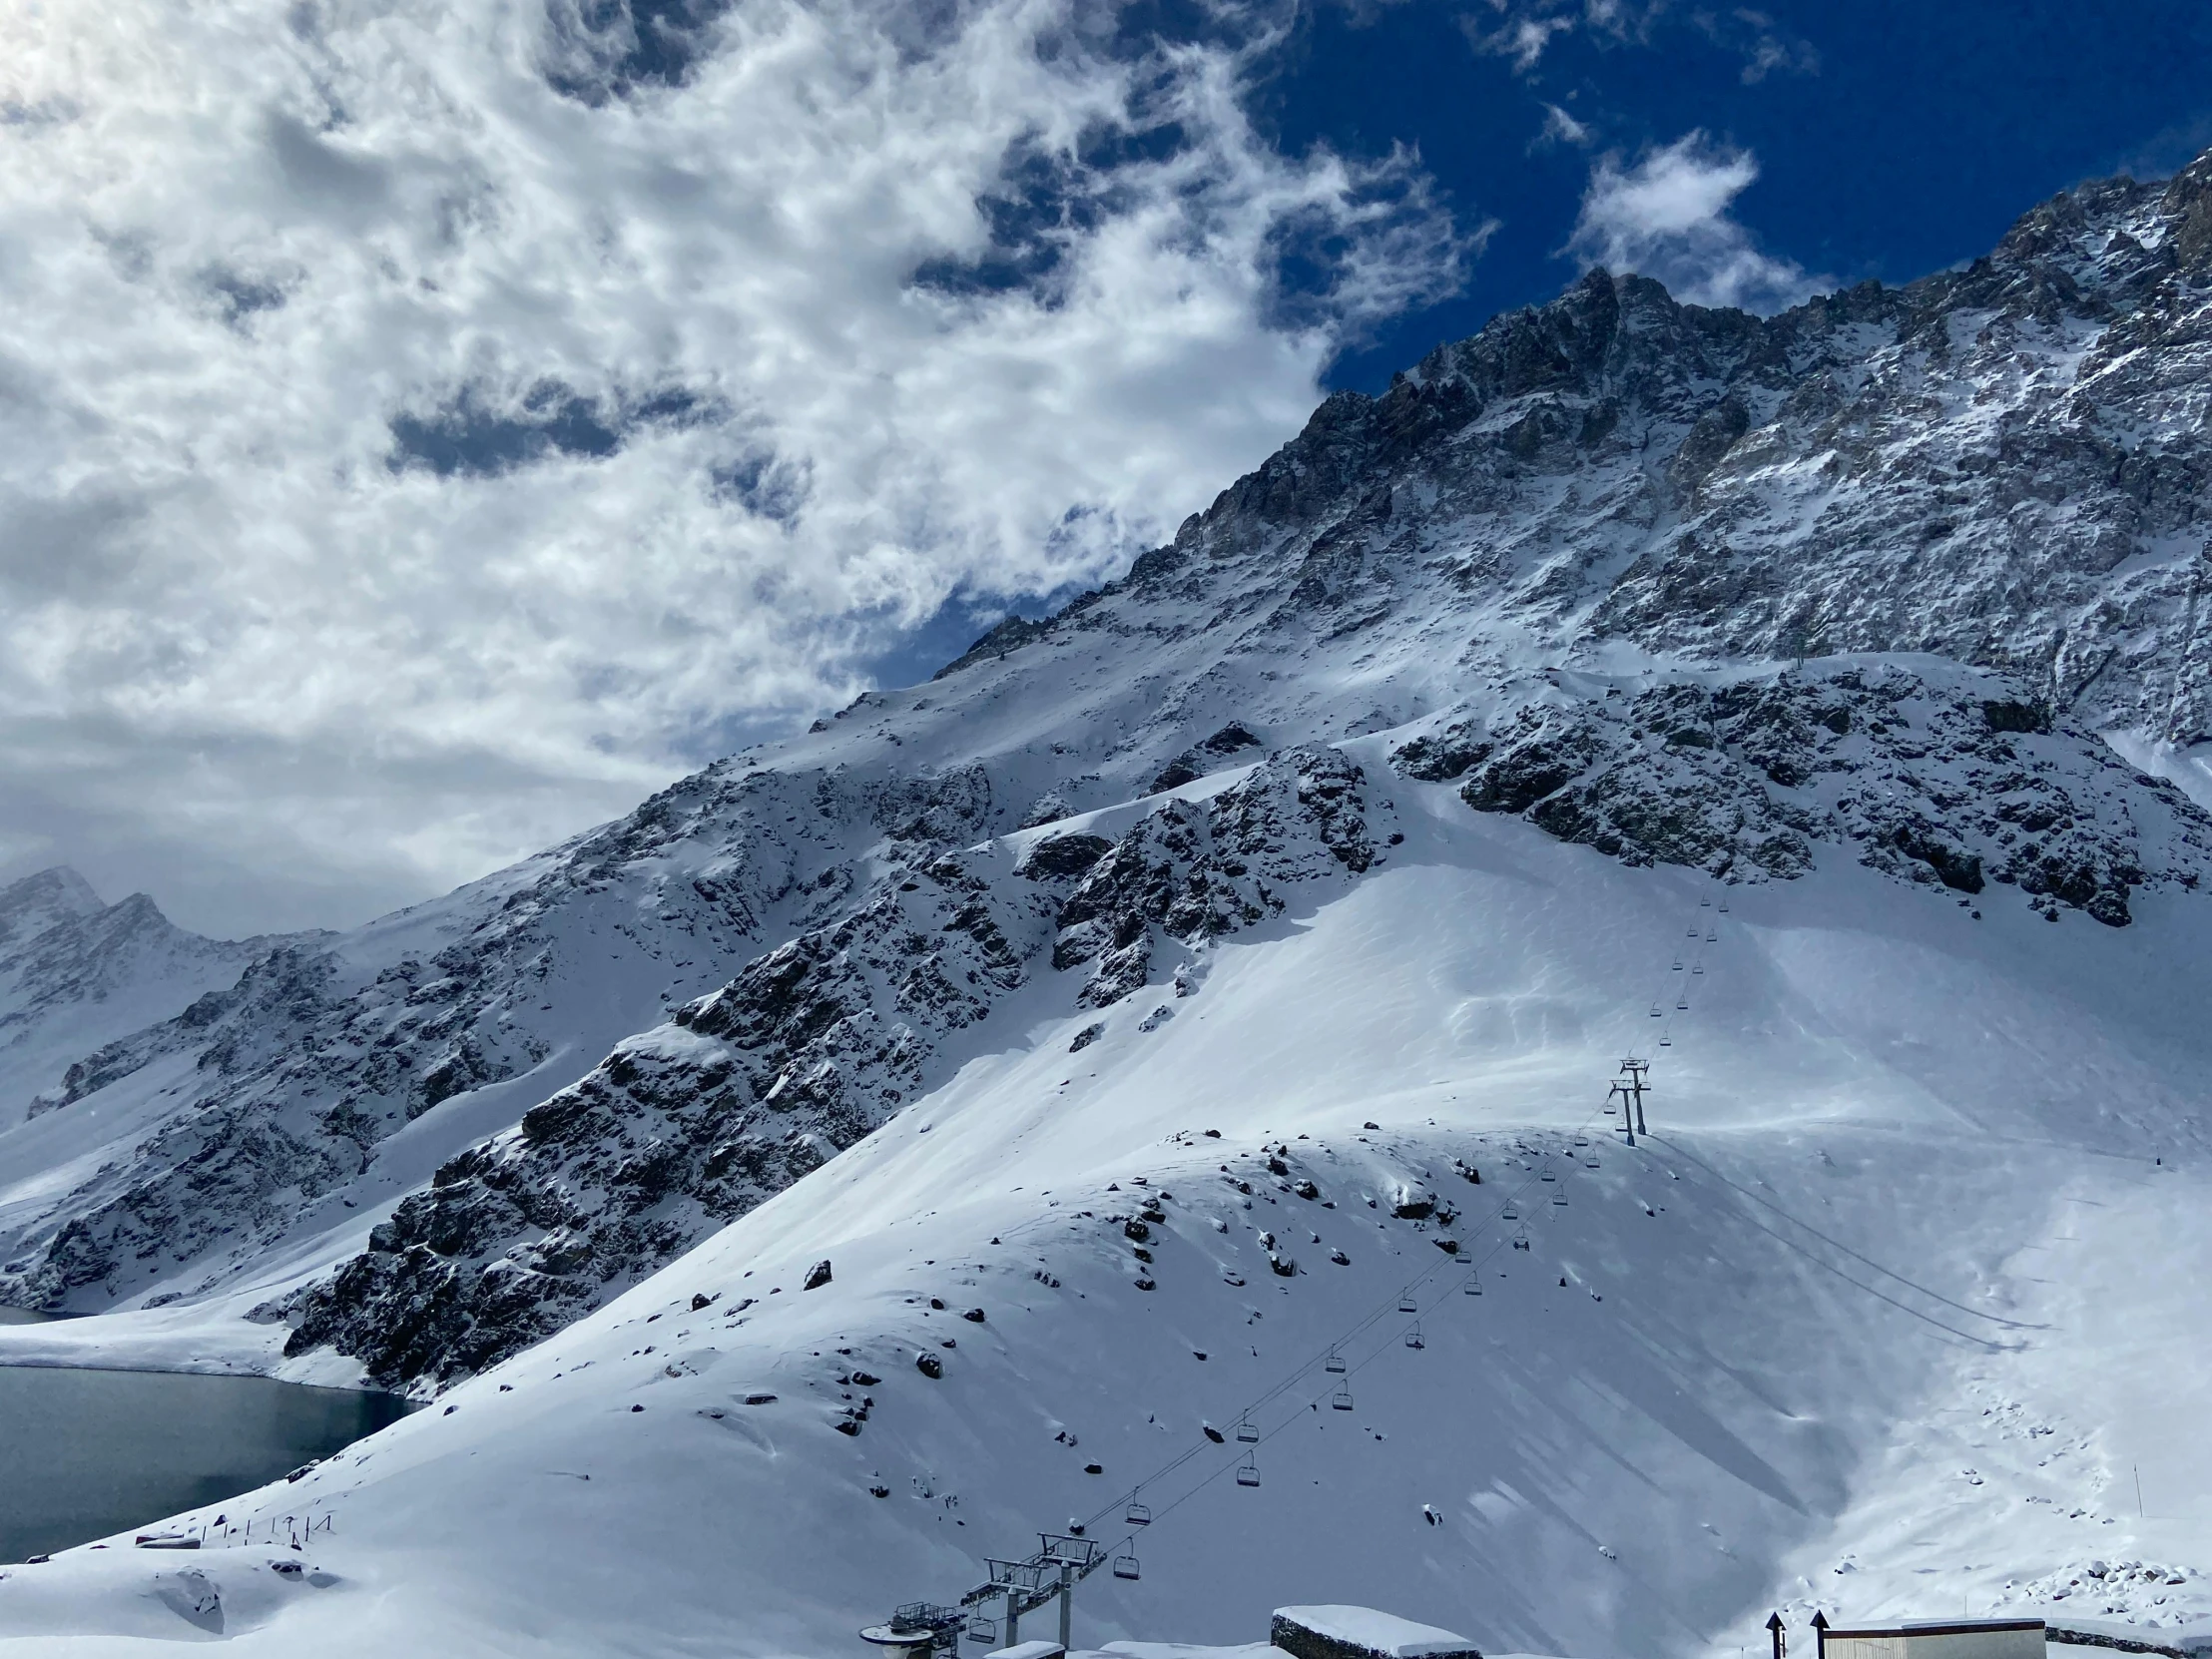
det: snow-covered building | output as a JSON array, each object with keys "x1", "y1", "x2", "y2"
[
  {"x1": 1271, "y1": 1605, "x2": 1483, "y2": 1659},
  {"x1": 1820, "y1": 1617, "x2": 2046, "y2": 1659}
]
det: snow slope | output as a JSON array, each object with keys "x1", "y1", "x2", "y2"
[
  {"x1": 0, "y1": 868, "x2": 321, "y2": 1129},
  {"x1": 6, "y1": 148, "x2": 2212, "y2": 1656},
  {"x1": 4, "y1": 804, "x2": 2210, "y2": 1656}
]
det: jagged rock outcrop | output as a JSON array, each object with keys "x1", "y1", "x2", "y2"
[
  {"x1": 1396, "y1": 664, "x2": 2212, "y2": 923},
  {"x1": 278, "y1": 748, "x2": 1383, "y2": 1385}
]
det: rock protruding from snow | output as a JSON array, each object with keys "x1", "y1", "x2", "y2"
[
  {"x1": 1398, "y1": 663, "x2": 2212, "y2": 923},
  {"x1": 1053, "y1": 747, "x2": 1379, "y2": 1007},
  {"x1": 280, "y1": 746, "x2": 1386, "y2": 1386}
]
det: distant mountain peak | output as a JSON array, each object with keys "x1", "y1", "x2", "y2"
[{"x1": 0, "y1": 866, "x2": 105, "y2": 950}]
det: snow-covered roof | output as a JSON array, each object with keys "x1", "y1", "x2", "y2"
[{"x1": 1275, "y1": 1606, "x2": 1479, "y2": 1658}]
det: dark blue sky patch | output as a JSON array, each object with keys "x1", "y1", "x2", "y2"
[
  {"x1": 710, "y1": 447, "x2": 808, "y2": 525},
  {"x1": 1237, "y1": 0, "x2": 2212, "y2": 394},
  {"x1": 388, "y1": 382, "x2": 619, "y2": 478},
  {"x1": 542, "y1": 0, "x2": 732, "y2": 104},
  {"x1": 202, "y1": 268, "x2": 289, "y2": 331},
  {"x1": 908, "y1": 135, "x2": 1129, "y2": 302}
]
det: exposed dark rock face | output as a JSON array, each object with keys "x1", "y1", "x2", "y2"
[
  {"x1": 279, "y1": 747, "x2": 1383, "y2": 1386},
  {"x1": 1402, "y1": 665, "x2": 2209, "y2": 921},
  {"x1": 1051, "y1": 748, "x2": 1379, "y2": 1008}
]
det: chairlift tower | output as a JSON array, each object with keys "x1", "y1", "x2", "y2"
[
  {"x1": 1612, "y1": 1057, "x2": 1650, "y2": 1138},
  {"x1": 951, "y1": 1533, "x2": 1107, "y2": 1651}
]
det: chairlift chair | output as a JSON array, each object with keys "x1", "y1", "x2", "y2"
[
  {"x1": 1540, "y1": 1170, "x2": 1555, "y2": 1182},
  {"x1": 966, "y1": 1616, "x2": 999, "y2": 1646},
  {"x1": 1463, "y1": 1276, "x2": 1482, "y2": 1296},
  {"x1": 1501, "y1": 1204, "x2": 1518, "y2": 1220},
  {"x1": 1584, "y1": 1158, "x2": 1600, "y2": 1169},
  {"x1": 1331, "y1": 1384, "x2": 1355, "y2": 1410},
  {"x1": 1235, "y1": 1416, "x2": 1260, "y2": 1443},
  {"x1": 1404, "y1": 1323, "x2": 1425, "y2": 1350},
  {"x1": 1718, "y1": 900, "x2": 1730, "y2": 913},
  {"x1": 1113, "y1": 1550, "x2": 1142, "y2": 1582},
  {"x1": 1692, "y1": 963, "x2": 1704, "y2": 975},
  {"x1": 1572, "y1": 1136, "x2": 1589, "y2": 1146},
  {"x1": 1125, "y1": 1502, "x2": 1151, "y2": 1526},
  {"x1": 1659, "y1": 1035, "x2": 1672, "y2": 1047},
  {"x1": 1675, "y1": 996, "x2": 1688, "y2": 1010},
  {"x1": 1706, "y1": 928, "x2": 1718, "y2": 942},
  {"x1": 1235, "y1": 1455, "x2": 1261, "y2": 1487},
  {"x1": 1551, "y1": 1191, "x2": 1568, "y2": 1207},
  {"x1": 1325, "y1": 1347, "x2": 1347, "y2": 1374},
  {"x1": 1397, "y1": 1293, "x2": 1419, "y2": 1314},
  {"x1": 1672, "y1": 957, "x2": 1683, "y2": 970},
  {"x1": 1700, "y1": 897, "x2": 1711, "y2": 908},
  {"x1": 1649, "y1": 1002, "x2": 1662, "y2": 1018}
]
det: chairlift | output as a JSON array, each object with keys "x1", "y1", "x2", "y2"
[
  {"x1": 1706, "y1": 929, "x2": 1718, "y2": 942},
  {"x1": 1113, "y1": 1550, "x2": 1142, "y2": 1582},
  {"x1": 1688, "y1": 925, "x2": 1701, "y2": 936},
  {"x1": 1572, "y1": 1136, "x2": 1589, "y2": 1146},
  {"x1": 1397, "y1": 1292, "x2": 1419, "y2": 1314},
  {"x1": 1648, "y1": 1002, "x2": 1662, "y2": 1018},
  {"x1": 1540, "y1": 1170, "x2": 1556, "y2": 1182},
  {"x1": 1718, "y1": 900, "x2": 1730, "y2": 913},
  {"x1": 1126, "y1": 1502, "x2": 1151, "y2": 1527},
  {"x1": 1551, "y1": 1191, "x2": 1568, "y2": 1207},
  {"x1": 1691, "y1": 963, "x2": 1704, "y2": 975},
  {"x1": 966, "y1": 1616, "x2": 999, "y2": 1646},
  {"x1": 1331, "y1": 1384, "x2": 1355, "y2": 1410},
  {"x1": 1583, "y1": 1158, "x2": 1600, "y2": 1169},
  {"x1": 1235, "y1": 1416, "x2": 1260, "y2": 1443},
  {"x1": 1404, "y1": 1323, "x2": 1425, "y2": 1351},
  {"x1": 1672, "y1": 957, "x2": 1683, "y2": 970},
  {"x1": 1463, "y1": 1276, "x2": 1482, "y2": 1296},
  {"x1": 1501, "y1": 1204, "x2": 1518, "y2": 1220},
  {"x1": 1675, "y1": 997, "x2": 1688, "y2": 1010},
  {"x1": 1659, "y1": 1035, "x2": 1672, "y2": 1047},
  {"x1": 1325, "y1": 1347, "x2": 1347, "y2": 1375},
  {"x1": 1700, "y1": 897, "x2": 1711, "y2": 908},
  {"x1": 1236, "y1": 1455, "x2": 1262, "y2": 1488}
]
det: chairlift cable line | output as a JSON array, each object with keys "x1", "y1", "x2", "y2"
[
  {"x1": 1076, "y1": 894, "x2": 1738, "y2": 1543},
  {"x1": 957, "y1": 898, "x2": 1739, "y2": 1632},
  {"x1": 1083, "y1": 1088, "x2": 1637, "y2": 1533}
]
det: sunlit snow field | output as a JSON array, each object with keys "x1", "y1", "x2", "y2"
[{"x1": 3, "y1": 800, "x2": 2207, "y2": 1657}]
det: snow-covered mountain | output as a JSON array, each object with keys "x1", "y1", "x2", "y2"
[
  {"x1": 5, "y1": 149, "x2": 2212, "y2": 1657},
  {"x1": 0, "y1": 868, "x2": 323, "y2": 1133}
]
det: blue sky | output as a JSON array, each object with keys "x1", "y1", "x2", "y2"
[
  {"x1": 1, "y1": 0, "x2": 2207, "y2": 932},
  {"x1": 1253, "y1": 0, "x2": 2212, "y2": 392}
]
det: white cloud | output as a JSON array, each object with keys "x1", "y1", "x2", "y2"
[
  {"x1": 1534, "y1": 102, "x2": 1592, "y2": 149},
  {"x1": 0, "y1": 0, "x2": 1470, "y2": 932},
  {"x1": 1565, "y1": 131, "x2": 1823, "y2": 312}
]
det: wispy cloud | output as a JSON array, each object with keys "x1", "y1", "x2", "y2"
[
  {"x1": 1465, "y1": 0, "x2": 1817, "y2": 83},
  {"x1": 1566, "y1": 131, "x2": 1825, "y2": 312},
  {"x1": 0, "y1": 0, "x2": 1472, "y2": 932},
  {"x1": 1534, "y1": 101, "x2": 1593, "y2": 149}
]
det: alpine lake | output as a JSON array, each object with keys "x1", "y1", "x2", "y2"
[{"x1": 0, "y1": 1308, "x2": 413, "y2": 1564}]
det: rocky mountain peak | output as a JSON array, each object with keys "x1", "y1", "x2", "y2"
[{"x1": 0, "y1": 866, "x2": 104, "y2": 951}]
